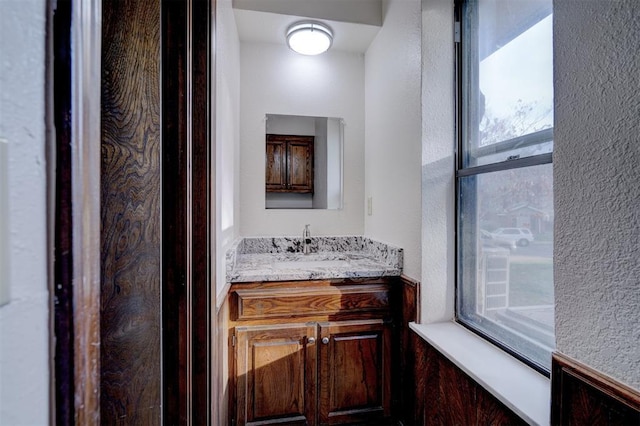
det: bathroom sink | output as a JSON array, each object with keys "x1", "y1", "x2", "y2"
[{"x1": 272, "y1": 259, "x2": 351, "y2": 269}]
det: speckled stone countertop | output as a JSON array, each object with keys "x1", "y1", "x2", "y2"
[{"x1": 226, "y1": 236, "x2": 403, "y2": 283}]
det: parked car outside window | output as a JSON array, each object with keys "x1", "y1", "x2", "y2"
[{"x1": 491, "y1": 228, "x2": 534, "y2": 248}]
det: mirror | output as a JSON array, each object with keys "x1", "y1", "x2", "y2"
[{"x1": 265, "y1": 113, "x2": 343, "y2": 210}]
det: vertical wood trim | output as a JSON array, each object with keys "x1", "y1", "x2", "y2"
[
  {"x1": 51, "y1": 0, "x2": 102, "y2": 422},
  {"x1": 71, "y1": 0, "x2": 102, "y2": 423},
  {"x1": 51, "y1": 0, "x2": 74, "y2": 423},
  {"x1": 186, "y1": 0, "x2": 195, "y2": 419},
  {"x1": 191, "y1": 0, "x2": 213, "y2": 422},
  {"x1": 161, "y1": 0, "x2": 187, "y2": 422},
  {"x1": 396, "y1": 275, "x2": 419, "y2": 425},
  {"x1": 101, "y1": 0, "x2": 162, "y2": 422},
  {"x1": 210, "y1": 0, "x2": 219, "y2": 422},
  {"x1": 162, "y1": 0, "x2": 214, "y2": 422},
  {"x1": 46, "y1": 0, "x2": 55, "y2": 421},
  {"x1": 216, "y1": 293, "x2": 231, "y2": 425}
]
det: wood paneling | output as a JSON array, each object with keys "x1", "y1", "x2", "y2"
[
  {"x1": 101, "y1": 0, "x2": 161, "y2": 422},
  {"x1": 409, "y1": 330, "x2": 526, "y2": 426},
  {"x1": 551, "y1": 352, "x2": 640, "y2": 426},
  {"x1": 401, "y1": 276, "x2": 524, "y2": 426},
  {"x1": 476, "y1": 389, "x2": 527, "y2": 425}
]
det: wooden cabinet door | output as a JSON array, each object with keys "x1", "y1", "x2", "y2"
[
  {"x1": 318, "y1": 320, "x2": 392, "y2": 425},
  {"x1": 287, "y1": 140, "x2": 313, "y2": 192},
  {"x1": 265, "y1": 140, "x2": 287, "y2": 191},
  {"x1": 266, "y1": 135, "x2": 314, "y2": 193},
  {"x1": 235, "y1": 323, "x2": 318, "y2": 426}
]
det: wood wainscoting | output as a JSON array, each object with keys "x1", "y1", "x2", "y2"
[
  {"x1": 551, "y1": 352, "x2": 640, "y2": 425},
  {"x1": 408, "y1": 333, "x2": 526, "y2": 426},
  {"x1": 406, "y1": 333, "x2": 640, "y2": 425}
]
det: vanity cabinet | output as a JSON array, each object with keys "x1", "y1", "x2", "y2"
[
  {"x1": 229, "y1": 279, "x2": 394, "y2": 426},
  {"x1": 266, "y1": 134, "x2": 314, "y2": 193}
]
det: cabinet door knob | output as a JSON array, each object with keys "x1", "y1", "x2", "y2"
[
  {"x1": 322, "y1": 337, "x2": 329, "y2": 345},
  {"x1": 307, "y1": 337, "x2": 315, "y2": 344}
]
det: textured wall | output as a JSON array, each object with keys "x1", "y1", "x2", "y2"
[
  {"x1": 0, "y1": 0, "x2": 49, "y2": 424},
  {"x1": 364, "y1": 0, "x2": 422, "y2": 281},
  {"x1": 419, "y1": 0, "x2": 456, "y2": 322},
  {"x1": 554, "y1": 0, "x2": 640, "y2": 390}
]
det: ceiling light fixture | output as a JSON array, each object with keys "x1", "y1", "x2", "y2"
[{"x1": 286, "y1": 21, "x2": 333, "y2": 56}]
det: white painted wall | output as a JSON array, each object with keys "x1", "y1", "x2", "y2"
[
  {"x1": 216, "y1": 0, "x2": 241, "y2": 299},
  {"x1": 239, "y1": 42, "x2": 365, "y2": 237},
  {"x1": 553, "y1": 0, "x2": 640, "y2": 390},
  {"x1": 364, "y1": 0, "x2": 422, "y2": 281},
  {"x1": 0, "y1": 0, "x2": 50, "y2": 424}
]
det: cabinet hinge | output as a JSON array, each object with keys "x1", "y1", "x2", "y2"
[
  {"x1": 454, "y1": 21, "x2": 461, "y2": 43},
  {"x1": 231, "y1": 334, "x2": 236, "y2": 347}
]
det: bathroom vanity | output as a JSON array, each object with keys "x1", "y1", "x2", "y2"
[{"x1": 225, "y1": 237, "x2": 403, "y2": 425}]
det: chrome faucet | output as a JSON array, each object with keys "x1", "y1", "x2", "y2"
[{"x1": 302, "y1": 224, "x2": 311, "y2": 254}]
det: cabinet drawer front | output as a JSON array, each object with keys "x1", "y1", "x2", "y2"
[{"x1": 234, "y1": 285, "x2": 390, "y2": 320}]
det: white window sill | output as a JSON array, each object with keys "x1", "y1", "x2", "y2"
[{"x1": 409, "y1": 321, "x2": 550, "y2": 426}]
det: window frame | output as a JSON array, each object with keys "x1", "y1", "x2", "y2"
[{"x1": 453, "y1": 0, "x2": 554, "y2": 375}]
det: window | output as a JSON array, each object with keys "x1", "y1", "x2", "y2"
[{"x1": 456, "y1": 0, "x2": 554, "y2": 373}]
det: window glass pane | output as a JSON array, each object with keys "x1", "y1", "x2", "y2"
[
  {"x1": 457, "y1": 163, "x2": 554, "y2": 370},
  {"x1": 462, "y1": 0, "x2": 553, "y2": 168}
]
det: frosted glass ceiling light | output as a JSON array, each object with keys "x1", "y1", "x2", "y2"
[{"x1": 286, "y1": 21, "x2": 333, "y2": 55}]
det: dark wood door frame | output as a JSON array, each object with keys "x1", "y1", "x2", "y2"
[
  {"x1": 163, "y1": 0, "x2": 215, "y2": 422},
  {"x1": 49, "y1": 0, "x2": 102, "y2": 423},
  {"x1": 50, "y1": 0, "x2": 216, "y2": 423}
]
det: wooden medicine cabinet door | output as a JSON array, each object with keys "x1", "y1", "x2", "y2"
[{"x1": 266, "y1": 134, "x2": 314, "y2": 193}]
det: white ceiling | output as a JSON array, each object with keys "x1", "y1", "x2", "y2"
[{"x1": 233, "y1": 0, "x2": 383, "y2": 54}]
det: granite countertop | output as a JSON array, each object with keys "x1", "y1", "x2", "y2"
[{"x1": 226, "y1": 236, "x2": 403, "y2": 283}]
